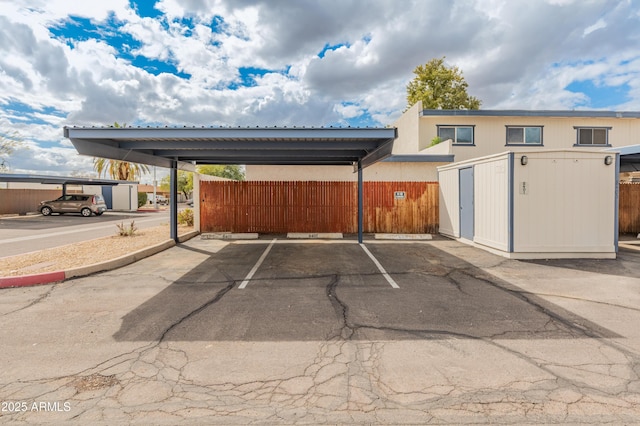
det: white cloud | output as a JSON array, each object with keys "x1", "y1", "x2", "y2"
[
  {"x1": 0, "y1": 0, "x2": 640, "y2": 174},
  {"x1": 583, "y1": 18, "x2": 607, "y2": 36}
]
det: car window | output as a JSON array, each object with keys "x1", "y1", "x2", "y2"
[{"x1": 94, "y1": 195, "x2": 105, "y2": 202}]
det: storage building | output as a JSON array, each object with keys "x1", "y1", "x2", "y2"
[{"x1": 438, "y1": 150, "x2": 618, "y2": 259}]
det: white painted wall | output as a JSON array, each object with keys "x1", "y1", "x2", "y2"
[
  {"x1": 82, "y1": 186, "x2": 102, "y2": 195},
  {"x1": 419, "y1": 114, "x2": 640, "y2": 163},
  {"x1": 512, "y1": 151, "x2": 616, "y2": 254},
  {"x1": 246, "y1": 162, "x2": 442, "y2": 182},
  {"x1": 112, "y1": 184, "x2": 137, "y2": 211},
  {"x1": 437, "y1": 167, "x2": 459, "y2": 238},
  {"x1": 473, "y1": 156, "x2": 510, "y2": 251},
  {"x1": 438, "y1": 150, "x2": 617, "y2": 259},
  {"x1": 392, "y1": 100, "x2": 422, "y2": 154}
]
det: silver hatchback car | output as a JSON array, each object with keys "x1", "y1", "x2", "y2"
[{"x1": 39, "y1": 194, "x2": 107, "y2": 217}]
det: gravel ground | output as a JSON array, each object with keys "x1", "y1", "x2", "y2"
[{"x1": 1, "y1": 224, "x2": 194, "y2": 277}]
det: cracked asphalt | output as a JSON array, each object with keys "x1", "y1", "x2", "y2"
[{"x1": 1, "y1": 237, "x2": 640, "y2": 424}]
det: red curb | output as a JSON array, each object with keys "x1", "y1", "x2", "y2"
[{"x1": 0, "y1": 271, "x2": 65, "y2": 289}]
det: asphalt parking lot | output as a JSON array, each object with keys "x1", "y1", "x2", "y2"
[{"x1": 1, "y1": 237, "x2": 640, "y2": 424}]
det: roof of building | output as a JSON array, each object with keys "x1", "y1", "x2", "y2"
[{"x1": 421, "y1": 110, "x2": 640, "y2": 118}]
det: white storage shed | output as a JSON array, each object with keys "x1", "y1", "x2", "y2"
[{"x1": 438, "y1": 150, "x2": 619, "y2": 259}]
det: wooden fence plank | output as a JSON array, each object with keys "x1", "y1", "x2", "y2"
[
  {"x1": 199, "y1": 181, "x2": 439, "y2": 234},
  {"x1": 619, "y1": 183, "x2": 640, "y2": 234}
]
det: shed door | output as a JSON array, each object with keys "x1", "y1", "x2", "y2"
[
  {"x1": 102, "y1": 186, "x2": 113, "y2": 209},
  {"x1": 459, "y1": 167, "x2": 474, "y2": 240}
]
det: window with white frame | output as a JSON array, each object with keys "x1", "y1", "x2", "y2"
[
  {"x1": 437, "y1": 125, "x2": 474, "y2": 145},
  {"x1": 506, "y1": 126, "x2": 542, "y2": 145},
  {"x1": 575, "y1": 127, "x2": 610, "y2": 146}
]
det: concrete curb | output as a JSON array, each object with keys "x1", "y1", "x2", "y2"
[
  {"x1": 0, "y1": 231, "x2": 200, "y2": 289},
  {"x1": 201, "y1": 232, "x2": 259, "y2": 240},
  {"x1": 374, "y1": 233, "x2": 433, "y2": 240},
  {"x1": 287, "y1": 233, "x2": 343, "y2": 239},
  {"x1": 619, "y1": 242, "x2": 640, "y2": 252}
]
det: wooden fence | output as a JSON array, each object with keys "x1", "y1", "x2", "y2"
[
  {"x1": 0, "y1": 189, "x2": 62, "y2": 214},
  {"x1": 619, "y1": 183, "x2": 640, "y2": 233},
  {"x1": 200, "y1": 181, "x2": 439, "y2": 234}
]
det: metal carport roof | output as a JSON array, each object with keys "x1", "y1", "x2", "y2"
[
  {"x1": 64, "y1": 126, "x2": 397, "y2": 243},
  {"x1": 0, "y1": 173, "x2": 133, "y2": 186},
  {"x1": 605, "y1": 144, "x2": 640, "y2": 172},
  {"x1": 64, "y1": 126, "x2": 397, "y2": 169},
  {"x1": 0, "y1": 173, "x2": 134, "y2": 195}
]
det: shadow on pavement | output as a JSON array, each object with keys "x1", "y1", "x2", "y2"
[
  {"x1": 114, "y1": 242, "x2": 619, "y2": 342},
  {"x1": 521, "y1": 248, "x2": 640, "y2": 279}
]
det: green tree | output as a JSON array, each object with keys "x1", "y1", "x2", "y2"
[
  {"x1": 160, "y1": 171, "x2": 193, "y2": 198},
  {"x1": 93, "y1": 122, "x2": 149, "y2": 180},
  {"x1": 406, "y1": 57, "x2": 481, "y2": 110},
  {"x1": 137, "y1": 192, "x2": 148, "y2": 208},
  {"x1": 197, "y1": 165, "x2": 245, "y2": 181},
  {"x1": 0, "y1": 131, "x2": 23, "y2": 171}
]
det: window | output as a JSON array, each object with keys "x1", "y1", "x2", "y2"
[
  {"x1": 574, "y1": 127, "x2": 610, "y2": 146},
  {"x1": 506, "y1": 126, "x2": 542, "y2": 145},
  {"x1": 437, "y1": 125, "x2": 474, "y2": 145}
]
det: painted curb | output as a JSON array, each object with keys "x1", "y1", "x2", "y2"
[
  {"x1": 0, "y1": 231, "x2": 200, "y2": 289},
  {"x1": 0, "y1": 271, "x2": 66, "y2": 288}
]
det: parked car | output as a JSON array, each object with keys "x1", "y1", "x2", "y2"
[
  {"x1": 153, "y1": 194, "x2": 169, "y2": 205},
  {"x1": 39, "y1": 194, "x2": 107, "y2": 217}
]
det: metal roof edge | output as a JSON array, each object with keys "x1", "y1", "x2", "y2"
[
  {"x1": 383, "y1": 154, "x2": 454, "y2": 163},
  {"x1": 420, "y1": 110, "x2": 640, "y2": 118},
  {"x1": 0, "y1": 173, "x2": 138, "y2": 185}
]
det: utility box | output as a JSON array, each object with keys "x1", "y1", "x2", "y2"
[{"x1": 438, "y1": 150, "x2": 619, "y2": 259}]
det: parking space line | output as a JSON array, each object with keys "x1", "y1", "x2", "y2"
[
  {"x1": 238, "y1": 238, "x2": 277, "y2": 289},
  {"x1": 359, "y1": 243, "x2": 400, "y2": 289}
]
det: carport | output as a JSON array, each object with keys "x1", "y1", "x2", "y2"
[
  {"x1": 0, "y1": 173, "x2": 131, "y2": 196},
  {"x1": 607, "y1": 144, "x2": 640, "y2": 172},
  {"x1": 64, "y1": 126, "x2": 397, "y2": 243}
]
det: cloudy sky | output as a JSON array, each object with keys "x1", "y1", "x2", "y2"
[{"x1": 1, "y1": 0, "x2": 639, "y2": 181}]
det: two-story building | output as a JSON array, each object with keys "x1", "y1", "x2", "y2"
[{"x1": 245, "y1": 101, "x2": 640, "y2": 181}]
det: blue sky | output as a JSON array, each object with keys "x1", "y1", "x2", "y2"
[{"x1": 1, "y1": 0, "x2": 639, "y2": 179}]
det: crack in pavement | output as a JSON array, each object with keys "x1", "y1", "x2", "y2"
[
  {"x1": 325, "y1": 274, "x2": 355, "y2": 340},
  {"x1": 0, "y1": 283, "x2": 59, "y2": 316},
  {"x1": 2, "y1": 243, "x2": 640, "y2": 423}
]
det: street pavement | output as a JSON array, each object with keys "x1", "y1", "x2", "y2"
[
  {"x1": 0, "y1": 211, "x2": 170, "y2": 257},
  {"x1": 1, "y1": 237, "x2": 640, "y2": 424}
]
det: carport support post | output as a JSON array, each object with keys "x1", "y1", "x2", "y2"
[
  {"x1": 170, "y1": 162, "x2": 178, "y2": 243},
  {"x1": 358, "y1": 161, "x2": 363, "y2": 244}
]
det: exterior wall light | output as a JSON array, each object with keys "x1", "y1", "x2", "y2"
[
  {"x1": 604, "y1": 155, "x2": 613, "y2": 166},
  {"x1": 520, "y1": 155, "x2": 528, "y2": 166}
]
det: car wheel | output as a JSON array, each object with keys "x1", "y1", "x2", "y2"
[
  {"x1": 81, "y1": 208, "x2": 92, "y2": 217},
  {"x1": 41, "y1": 206, "x2": 52, "y2": 216},
  {"x1": 95, "y1": 212, "x2": 103, "y2": 216}
]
